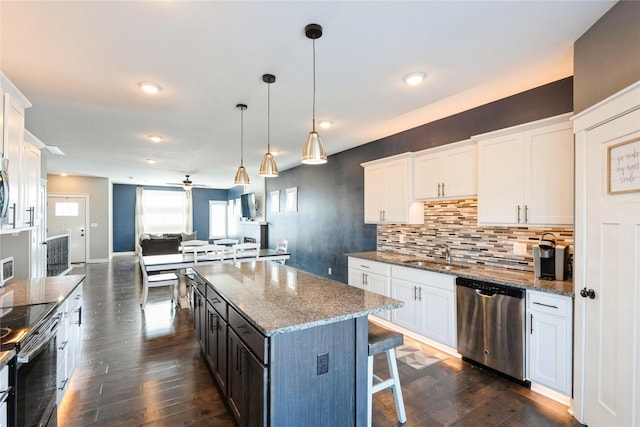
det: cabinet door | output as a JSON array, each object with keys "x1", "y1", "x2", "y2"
[
  {"x1": 207, "y1": 308, "x2": 228, "y2": 395},
  {"x1": 367, "y1": 271, "x2": 390, "y2": 321},
  {"x1": 524, "y1": 122, "x2": 574, "y2": 225},
  {"x1": 383, "y1": 159, "x2": 410, "y2": 222},
  {"x1": 22, "y1": 141, "x2": 40, "y2": 225},
  {"x1": 391, "y1": 278, "x2": 420, "y2": 333},
  {"x1": 363, "y1": 165, "x2": 384, "y2": 223},
  {"x1": 528, "y1": 310, "x2": 570, "y2": 395},
  {"x1": 477, "y1": 133, "x2": 523, "y2": 224},
  {"x1": 4, "y1": 94, "x2": 25, "y2": 227},
  {"x1": 228, "y1": 330, "x2": 244, "y2": 425},
  {"x1": 420, "y1": 286, "x2": 456, "y2": 347},
  {"x1": 413, "y1": 153, "x2": 441, "y2": 199},
  {"x1": 442, "y1": 144, "x2": 477, "y2": 198},
  {"x1": 347, "y1": 268, "x2": 365, "y2": 290},
  {"x1": 244, "y1": 346, "x2": 267, "y2": 427}
]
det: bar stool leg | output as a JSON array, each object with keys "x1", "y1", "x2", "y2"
[
  {"x1": 386, "y1": 348, "x2": 407, "y2": 424},
  {"x1": 367, "y1": 354, "x2": 374, "y2": 427}
]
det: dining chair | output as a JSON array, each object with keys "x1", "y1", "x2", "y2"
[
  {"x1": 139, "y1": 251, "x2": 179, "y2": 310},
  {"x1": 233, "y1": 242, "x2": 260, "y2": 262},
  {"x1": 275, "y1": 239, "x2": 288, "y2": 264}
]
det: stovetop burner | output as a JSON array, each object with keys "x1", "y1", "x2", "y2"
[{"x1": 0, "y1": 303, "x2": 57, "y2": 352}]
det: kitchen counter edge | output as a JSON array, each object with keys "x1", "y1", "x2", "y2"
[{"x1": 347, "y1": 252, "x2": 573, "y2": 296}]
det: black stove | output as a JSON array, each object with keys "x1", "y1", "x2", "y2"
[{"x1": 0, "y1": 303, "x2": 57, "y2": 352}]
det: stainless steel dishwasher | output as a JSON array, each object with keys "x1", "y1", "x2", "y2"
[{"x1": 456, "y1": 277, "x2": 526, "y2": 380}]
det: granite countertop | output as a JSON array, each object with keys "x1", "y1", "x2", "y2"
[
  {"x1": 0, "y1": 275, "x2": 86, "y2": 308},
  {"x1": 348, "y1": 251, "x2": 573, "y2": 296},
  {"x1": 0, "y1": 350, "x2": 14, "y2": 367},
  {"x1": 193, "y1": 261, "x2": 403, "y2": 337}
]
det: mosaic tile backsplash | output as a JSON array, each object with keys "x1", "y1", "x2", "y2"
[{"x1": 377, "y1": 198, "x2": 574, "y2": 272}]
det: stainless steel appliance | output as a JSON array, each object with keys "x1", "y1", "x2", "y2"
[
  {"x1": 1, "y1": 302, "x2": 60, "y2": 426},
  {"x1": 533, "y1": 232, "x2": 569, "y2": 281},
  {"x1": 456, "y1": 277, "x2": 526, "y2": 381},
  {"x1": 0, "y1": 157, "x2": 10, "y2": 225}
]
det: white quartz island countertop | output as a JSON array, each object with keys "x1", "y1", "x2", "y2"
[{"x1": 193, "y1": 261, "x2": 403, "y2": 337}]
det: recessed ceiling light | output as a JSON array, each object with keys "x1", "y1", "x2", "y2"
[
  {"x1": 148, "y1": 135, "x2": 163, "y2": 143},
  {"x1": 319, "y1": 120, "x2": 333, "y2": 129},
  {"x1": 146, "y1": 158, "x2": 156, "y2": 164},
  {"x1": 403, "y1": 72, "x2": 426, "y2": 85},
  {"x1": 139, "y1": 81, "x2": 161, "y2": 94}
]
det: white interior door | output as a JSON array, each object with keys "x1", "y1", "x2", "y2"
[
  {"x1": 581, "y1": 109, "x2": 640, "y2": 426},
  {"x1": 47, "y1": 196, "x2": 87, "y2": 263}
]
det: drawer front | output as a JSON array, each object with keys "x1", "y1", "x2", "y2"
[
  {"x1": 67, "y1": 282, "x2": 83, "y2": 313},
  {"x1": 206, "y1": 285, "x2": 228, "y2": 320},
  {"x1": 391, "y1": 265, "x2": 455, "y2": 291},
  {"x1": 348, "y1": 257, "x2": 389, "y2": 276},
  {"x1": 228, "y1": 308, "x2": 268, "y2": 364},
  {"x1": 527, "y1": 291, "x2": 571, "y2": 317}
]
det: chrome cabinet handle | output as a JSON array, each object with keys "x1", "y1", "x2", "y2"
[
  {"x1": 441, "y1": 182, "x2": 445, "y2": 197},
  {"x1": 524, "y1": 205, "x2": 528, "y2": 223},
  {"x1": 58, "y1": 378, "x2": 69, "y2": 391},
  {"x1": 437, "y1": 183, "x2": 441, "y2": 197},
  {"x1": 516, "y1": 205, "x2": 521, "y2": 223},
  {"x1": 530, "y1": 313, "x2": 534, "y2": 334},
  {"x1": 532, "y1": 301, "x2": 558, "y2": 309}
]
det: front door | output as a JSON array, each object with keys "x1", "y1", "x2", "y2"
[
  {"x1": 581, "y1": 108, "x2": 640, "y2": 426},
  {"x1": 47, "y1": 196, "x2": 87, "y2": 263}
]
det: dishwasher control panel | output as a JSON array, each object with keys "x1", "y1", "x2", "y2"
[{"x1": 455, "y1": 277, "x2": 525, "y2": 298}]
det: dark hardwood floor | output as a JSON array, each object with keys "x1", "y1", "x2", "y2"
[{"x1": 58, "y1": 256, "x2": 582, "y2": 426}]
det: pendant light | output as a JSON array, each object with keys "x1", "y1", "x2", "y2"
[
  {"x1": 301, "y1": 23, "x2": 327, "y2": 165},
  {"x1": 259, "y1": 74, "x2": 279, "y2": 177},
  {"x1": 234, "y1": 103, "x2": 250, "y2": 185}
]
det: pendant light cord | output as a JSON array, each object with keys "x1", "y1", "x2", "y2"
[
  {"x1": 240, "y1": 107, "x2": 244, "y2": 166},
  {"x1": 267, "y1": 83, "x2": 271, "y2": 153},
  {"x1": 312, "y1": 38, "x2": 316, "y2": 132}
]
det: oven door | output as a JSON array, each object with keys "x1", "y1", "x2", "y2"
[{"x1": 16, "y1": 319, "x2": 61, "y2": 426}]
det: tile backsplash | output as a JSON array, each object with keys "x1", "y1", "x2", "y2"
[{"x1": 377, "y1": 198, "x2": 573, "y2": 272}]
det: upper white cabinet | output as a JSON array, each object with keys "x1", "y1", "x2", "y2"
[
  {"x1": 362, "y1": 153, "x2": 424, "y2": 224},
  {"x1": 1, "y1": 73, "x2": 39, "y2": 231},
  {"x1": 413, "y1": 140, "x2": 477, "y2": 200},
  {"x1": 474, "y1": 114, "x2": 574, "y2": 226}
]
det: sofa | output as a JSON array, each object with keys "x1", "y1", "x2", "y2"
[{"x1": 139, "y1": 232, "x2": 198, "y2": 255}]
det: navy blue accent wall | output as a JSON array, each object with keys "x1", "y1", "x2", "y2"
[
  {"x1": 113, "y1": 184, "x2": 137, "y2": 252},
  {"x1": 192, "y1": 188, "x2": 228, "y2": 240},
  {"x1": 266, "y1": 78, "x2": 574, "y2": 284},
  {"x1": 112, "y1": 184, "x2": 227, "y2": 252}
]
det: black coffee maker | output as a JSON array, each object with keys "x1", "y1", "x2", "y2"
[{"x1": 533, "y1": 232, "x2": 569, "y2": 281}]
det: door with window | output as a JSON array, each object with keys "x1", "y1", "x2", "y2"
[{"x1": 47, "y1": 196, "x2": 87, "y2": 263}]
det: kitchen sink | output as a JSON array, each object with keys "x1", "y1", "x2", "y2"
[{"x1": 403, "y1": 259, "x2": 470, "y2": 270}]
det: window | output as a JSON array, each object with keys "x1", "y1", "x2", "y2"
[
  {"x1": 209, "y1": 200, "x2": 228, "y2": 239},
  {"x1": 141, "y1": 190, "x2": 186, "y2": 233},
  {"x1": 55, "y1": 202, "x2": 79, "y2": 217}
]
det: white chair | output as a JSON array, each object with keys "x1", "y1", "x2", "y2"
[
  {"x1": 139, "y1": 252, "x2": 179, "y2": 310},
  {"x1": 275, "y1": 239, "x2": 288, "y2": 264},
  {"x1": 232, "y1": 242, "x2": 260, "y2": 262},
  {"x1": 367, "y1": 321, "x2": 406, "y2": 427}
]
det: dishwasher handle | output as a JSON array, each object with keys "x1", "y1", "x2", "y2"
[{"x1": 475, "y1": 289, "x2": 497, "y2": 298}]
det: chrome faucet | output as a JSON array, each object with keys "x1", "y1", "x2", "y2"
[{"x1": 443, "y1": 244, "x2": 451, "y2": 264}]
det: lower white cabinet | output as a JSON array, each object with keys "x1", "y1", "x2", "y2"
[
  {"x1": 526, "y1": 290, "x2": 572, "y2": 396},
  {"x1": 390, "y1": 265, "x2": 456, "y2": 348},
  {"x1": 56, "y1": 282, "x2": 83, "y2": 404},
  {"x1": 347, "y1": 257, "x2": 390, "y2": 320}
]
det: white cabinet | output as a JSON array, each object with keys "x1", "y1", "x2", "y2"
[
  {"x1": 1, "y1": 72, "x2": 34, "y2": 231},
  {"x1": 390, "y1": 265, "x2": 456, "y2": 348},
  {"x1": 348, "y1": 257, "x2": 390, "y2": 320},
  {"x1": 362, "y1": 153, "x2": 424, "y2": 224},
  {"x1": 414, "y1": 140, "x2": 477, "y2": 200},
  {"x1": 475, "y1": 114, "x2": 574, "y2": 226},
  {"x1": 526, "y1": 290, "x2": 572, "y2": 396},
  {"x1": 57, "y1": 283, "x2": 83, "y2": 404}
]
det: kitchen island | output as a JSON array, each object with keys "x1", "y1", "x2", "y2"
[{"x1": 191, "y1": 261, "x2": 402, "y2": 427}]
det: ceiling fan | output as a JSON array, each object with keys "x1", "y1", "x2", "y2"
[{"x1": 166, "y1": 174, "x2": 210, "y2": 191}]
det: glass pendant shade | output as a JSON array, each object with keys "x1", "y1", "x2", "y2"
[
  {"x1": 260, "y1": 74, "x2": 279, "y2": 177},
  {"x1": 301, "y1": 131, "x2": 327, "y2": 164},
  {"x1": 234, "y1": 103, "x2": 250, "y2": 185},
  {"x1": 302, "y1": 23, "x2": 327, "y2": 166},
  {"x1": 234, "y1": 165, "x2": 250, "y2": 185},
  {"x1": 259, "y1": 152, "x2": 279, "y2": 177}
]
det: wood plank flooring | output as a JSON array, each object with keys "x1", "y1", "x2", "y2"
[{"x1": 58, "y1": 256, "x2": 582, "y2": 426}]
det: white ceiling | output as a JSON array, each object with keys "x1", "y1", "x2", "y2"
[{"x1": 0, "y1": 1, "x2": 615, "y2": 189}]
